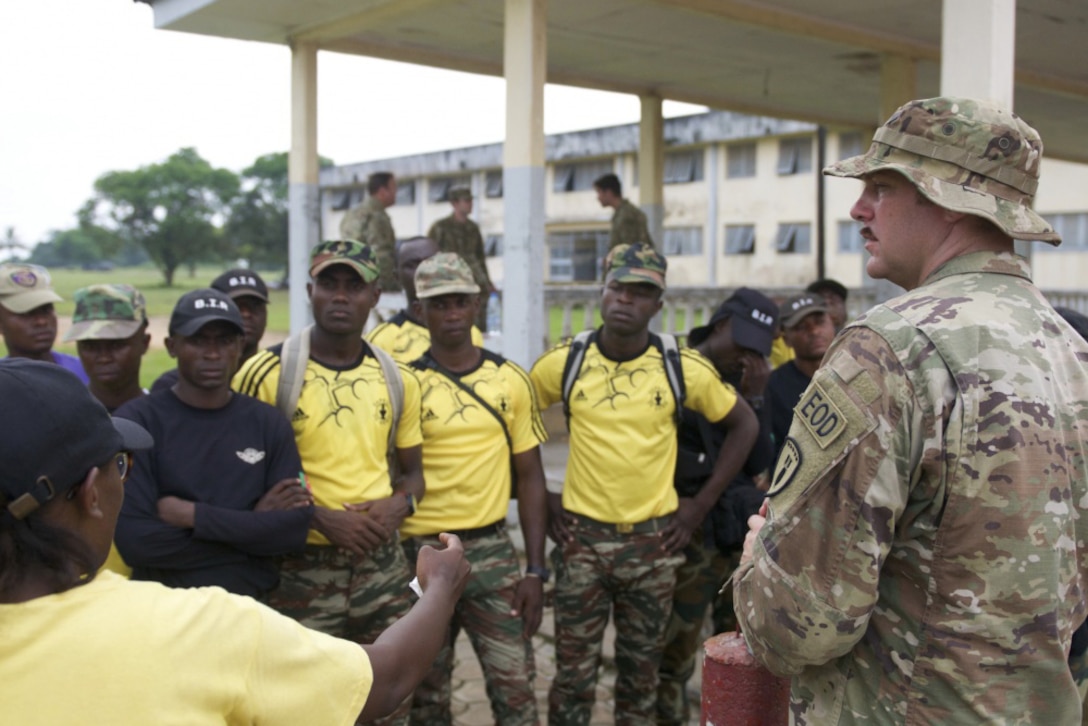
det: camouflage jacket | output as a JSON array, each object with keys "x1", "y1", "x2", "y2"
[
  {"x1": 427, "y1": 215, "x2": 492, "y2": 291},
  {"x1": 339, "y1": 196, "x2": 398, "y2": 291},
  {"x1": 609, "y1": 199, "x2": 654, "y2": 250},
  {"x1": 734, "y1": 251, "x2": 1088, "y2": 724}
]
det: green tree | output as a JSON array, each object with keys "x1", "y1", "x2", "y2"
[
  {"x1": 1, "y1": 227, "x2": 26, "y2": 261},
  {"x1": 225, "y1": 152, "x2": 333, "y2": 272},
  {"x1": 87, "y1": 148, "x2": 239, "y2": 286},
  {"x1": 28, "y1": 228, "x2": 104, "y2": 267}
]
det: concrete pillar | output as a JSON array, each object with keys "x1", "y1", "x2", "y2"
[
  {"x1": 880, "y1": 54, "x2": 917, "y2": 121},
  {"x1": 502, "y1": 0, "x2": 547, "y2": 368},
  {"x1": 639, "y1": 95, "x2": 665, "y2": 246},
  {"x1": 705, "y1": 144, "x2": 719, "y2": 286},
  {"x1": 941, "y1": 0, "x2": 1016, "y2": 107},
  {"x1": 288, "y1": 41, "x2": 319, "y2": 335}
]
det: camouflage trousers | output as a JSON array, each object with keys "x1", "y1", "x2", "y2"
[
  {"x1": 402, "y1": 527, "x2": 538, "y2": 726},
  {"x1": 654, "y1": 527, "x2": 741, "y2": 726},
  {"x1": 548, "y1": 518, "x2": 684, "y2": 726},
  {"x1": 269, "y1": 539, "x2": 415, "y2": 726}
]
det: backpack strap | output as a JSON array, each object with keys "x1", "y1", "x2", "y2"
[
  {"x1": 560, "y1": 330, "x2": 595, "y2": 432},
  {"x1": 650, "y1": 332, "x2": 686, "y2": 425},
  {"x1": 368, "y1": 342, "x2": 404, "y2": 474},
  {"x1": 275, "y1": 324, "x2": 313, "y2": 421}
]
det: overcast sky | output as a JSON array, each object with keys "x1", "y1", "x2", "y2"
[{"x1": 1, "y1": 0, "x2": 704, "y2": 249}]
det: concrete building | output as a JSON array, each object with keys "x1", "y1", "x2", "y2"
[{"x1": 320, "y1": 110, "x2": 1088, "y2": 293}]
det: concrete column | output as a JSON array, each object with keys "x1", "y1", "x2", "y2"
[
  {"x1": 639, "y1": 95, "x2": 665, "y2": 246},
  {"x1": 288, "y1": 41, "x2": 319, "y2": 334},
  {"x1": 502, "y1": 0, "x2": 547, "y2": 368},
  {"x1": 941, "y1": 0, "x2": 1016, "y2": 107},
  {"x1": 880, "y1": 54, "x2": 917, "y2": 121},
  {"x1": 705, "y1": 144, "x2": 719, "y2": 286}
]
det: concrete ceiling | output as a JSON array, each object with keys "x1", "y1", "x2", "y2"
[{"x1": 145, "y1": 0, "x2": 1088, "y2": 162}]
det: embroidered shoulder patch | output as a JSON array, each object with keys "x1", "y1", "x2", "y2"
[
  {"x1": 796, "y1": 381, "x2": 847, "y2": 449},
  {"x1": 768, "y1": 438, "x2": 801, "y2": 496}
]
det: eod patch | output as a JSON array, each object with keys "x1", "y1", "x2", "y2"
[{"x1": 796, "y1": 382, "x2": 847, "y2": 449}]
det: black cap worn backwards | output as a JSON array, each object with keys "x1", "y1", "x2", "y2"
[
  {"x1": 168, "y1": 289, "x2": 245, "y2": 338},
  {"x1": 687, "y1": 287, "x2": 778, "y2": 356},
  {"x1": 211, "y1": 268, "x2": 270, "y2": 303},
  {"x1": 0, "y1": 359, "x2": 153, "y2": 521}
]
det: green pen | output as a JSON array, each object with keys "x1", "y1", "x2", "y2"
[{"x1": 299, "y1": 470, "x2": 309, "y2": 491}]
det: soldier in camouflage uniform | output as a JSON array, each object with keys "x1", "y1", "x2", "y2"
[
  {"x1": 593, "y1": 173, "x2": 654, "y2": 250},
  {"x1": 734, "y1": 97, "x2": 1088, "y2": 724},
  {"x1": 402, "y1": 253, "x2": 548, "y2": 725},
  {"x1": 427, "y1": 187, "x2": 496, "y2": 331},
  {"x1": 340, "y1": 171, "x2": 400, "y2": 292},
  {"x1": 65, "y1": 284, "x2": 150, "y2": 413},
  {"x1": 531, "y1": 243, "x2": 753, "y2": 725}
]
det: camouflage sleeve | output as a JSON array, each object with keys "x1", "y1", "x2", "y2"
[
  {"x1": 367, "y1": 213, "x2": 399, "y2": 292},
  {"x1": 339, "y1": 207, "x2": 365, "y2": 242},
  {"x1": 612, "y1": 204, "x2": 654, "y2": 249},
  {"x1": 466, "y1": 225, "x2": 493, "y2": 289},
  {"x1": 732, "y1": 326, "x2": 931, "y2": 676}
]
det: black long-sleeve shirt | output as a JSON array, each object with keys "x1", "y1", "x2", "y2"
[{"x1": 114, "y1": 389, "x2": 310, "y2": 598}]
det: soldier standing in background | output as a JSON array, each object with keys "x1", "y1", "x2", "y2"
[
  {"x1": 341, "y1": 171, "x2": 400, "y2": 292},
  {"x1": 735, "y1": 97, "x2": 1088, "y2": 723},
  {"x1": 427, "y1": 187, "x2": 496, "y2": 331},
  {"x1": 593, "y1": 173, "x2": 654, "y2": 250}
]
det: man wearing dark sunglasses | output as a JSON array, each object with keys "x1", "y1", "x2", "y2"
[{"x1": 113, "y1": 289, "x2": 313, "y2": 599}]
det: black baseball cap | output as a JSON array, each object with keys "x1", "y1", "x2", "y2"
[
  {"x1": 780, "y1": 293, "x2": 829, "y2": 329},
  {"x1": 807, "y1": 278, "x2": 848, "y2": 301},
  {"x1": 169, "y1": 289, "x2": 245, "y2": 337},
  {"x1": 687, "y1": 288, "x2": 778, "y2": 356},
  {"x1": 0, "y1": 359, "x2": 152, "y2": 521},
  {"x1": 211, "y1": 268, "x2": 270, "y2": 303}
]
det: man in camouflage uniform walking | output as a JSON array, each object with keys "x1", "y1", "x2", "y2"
[
  {"x1": 341, "y1": 171, "x2": 400, "y2": 292},
  {"x1": 593, "y1": 173, "x2": 654, "y2": 250},
  {"x1": 735, "y1": 97, "x2": 1088, "y2": 723},
  {"x1": 532, "y1": 243, "x2": 754, "y2": 725},
  {"x1": 428, "y1": 187, "x2": 496, "y2": 331},
  {"x1": 402, "y1": 253, "x2": 548, "y2": 725}
]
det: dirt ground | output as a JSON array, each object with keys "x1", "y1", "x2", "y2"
[{"x1": 54, "y1": 315, "x2": 289, "y2": 351}]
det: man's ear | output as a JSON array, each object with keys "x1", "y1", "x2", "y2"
[
  {"x1": 72, "y1": 467, "x2": 105, "y2": 520},
  {"x1": 164, "y1": 336, "x2": 178, "y2": 360}
]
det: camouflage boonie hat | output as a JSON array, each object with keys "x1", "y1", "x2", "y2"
[
  {"x1": 604, "y1": 243, "x2": 667, "y2": 290},
  {"x1": 415, "y1": 253, "x2": 481, "y2": 299},
  {"x1": 64, "y1": 284, "x2": 147, "y2": 342},
  {"x1": 309, "y1": 239, "x2": 380, "y2": 283},
  {"x1": 824, "y1": 96, "x2": 1059, "y2": 245},
  {"x1": 0, "y1": 263, "x2": 62, "y2": 314},
  {"x1": 448, "y1": 187, "x2": 473, "y2": 202}
]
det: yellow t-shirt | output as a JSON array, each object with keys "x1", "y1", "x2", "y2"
[
  {"x1": 770, "y1": 336, "x2": 795, "y2": 369},
  {"x1": 0, "y1": 572, "x2": 371, "y2": 726},
  {"x1": 402, "y1": 351, "x2": 547, "y2": 537},
  {"x1": 531, "y1": 337, "x2": 737, "y2": 524},
  {"x1": 367, "y1": 311, "x2": 484, "y2": 364},
  {"x1": 100, "y1": 542, "x2": 131, "y2": 577},
  {"x1": 234, "y1": 343, "x2": 423, "y2": 545}
]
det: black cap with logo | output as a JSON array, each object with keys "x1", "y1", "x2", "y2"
[
  {"x1": 169, "y1": 289, "x2": 245, "y2": 338},
  {"x1": 687, "y1": 288, "x2": 778, "y2": 356},
  {"x1": 211, "y1": 268, "x2": 270, "y2": 303}
]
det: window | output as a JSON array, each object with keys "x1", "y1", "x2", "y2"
[
  {"x1": 662, "y1": 227, "x2": 703, "y2": 256},
  {"x1": 553, "y1": 159, "x2": 614, "y2": 193},
  {"x1": 485, "y1": 170, "x2": 503, "y2": 198},
  {"x1": 726, "y1": 143, "x2": 757, "y2": 179},
  {"x1": 485, "y1": 234, "x2": 503, "y2": 257},
  {"x1": 724, "y1": 224, "x2": 756, "y2": 255},
  {"x1": 839, "y1": 132, "x2": 864, "y2": 161},
  {"x1": 1038, "y1": 213, "x2": 1088, "y2": 251},
  {"x1": 547, "y1": 230, "x2": 610, "y2": 281},
  {"x1": 427, "y1": 176, "x2": 470, "y2": 203},
  {"x1": 777, "y1": 138, "x2": 812, "y2": 175},
  {"x1": 837, "y1": 219, "x2": 864, "y2": 253},
  {"x1": 776, "y1": 223, "x2": 812, "y2": 254},
  {"x1": 663, "y1": 150, "x2": 705, "y2": 184},
  {"x1": 394, "y1": 180, "x2": 415, "y2": 206}
]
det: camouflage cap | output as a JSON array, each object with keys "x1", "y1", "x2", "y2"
[
  {"x1": 64, "y1": 284, "x2": 147, "y2": 342},
  {"x1": 448, "y1": 187, "x2": 473, "y2": 202},
  {"x1": 415, "y1": 252, "x2": 481, "y2": 299},
  {"x1": 824, "y1": 97, "x2": 1059, "y2": 245},
  {"x1": 309, "y1": 239, "x2": 380, "y2": 283},
  {"x1": 604, "y1": 243, "x2": 667, "y2": 290},
  {"x1": 0, "y1": 263, "x2": 62, "y2": 314}
]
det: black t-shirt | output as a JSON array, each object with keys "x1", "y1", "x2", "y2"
[
  {"x1": 114, "y1": 389, "x2": 310, "y2": 597},
  {"x1": 768, "y1": 360, "x2": 813, "y2": 462}
]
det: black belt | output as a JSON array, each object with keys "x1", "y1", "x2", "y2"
[
  {"x1": 569, "y1": 512, "x2": 672, "y2": 535},
  {"x1": 446, "y1": 520, "x2": 506, "y2": 540}
]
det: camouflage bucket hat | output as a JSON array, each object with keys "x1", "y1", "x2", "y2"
[
  {"x1": 415, "y1": 252, "x2": 481, "y2": 299},
  {"x1": 604, "y1": 243, "x2": 667, "y2": 290},
  {"x1": 309, "y1": 239, "x2": 380, "y2": 283},
  {"x1": 824, "y1": 97, "x2": 1060, "y2": 245},
  {"x1": 0, "y1": 263, "x2": 63, "y2": 314},
  {"x1": 64, "y1": 284, "x2": 148, "y2": 342}
]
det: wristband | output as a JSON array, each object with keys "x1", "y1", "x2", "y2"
[
  {"x1": 525, "y1": 565, "x2": 551, "y2": 583},
  {"x1": 398, "y1": 490, "x2": 416, "y2": 515}
]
